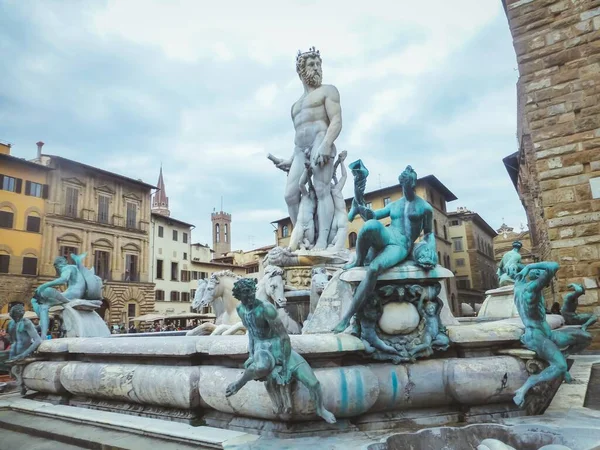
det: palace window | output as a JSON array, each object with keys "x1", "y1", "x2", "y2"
[
  {"x1": 127, "y1": 303, "x2": 137, "y2": 317},
  {"x1": 59, "y1": 246, "x2": 78, "y2": 263},
  {"x1": 456, "y1": 258, "x2": 465, "y2": 267},
  {"x1": 0, "y1": 211, "x2": 14, "y2": 229},
  {"x1": 26, "y1": 215, "x2": 41, "y2": 233},
  {"x1": 22, "y1": 257, "x2": 38, "y2": 275},
  {"x1": 156, "y1": 259, "x2": 163, "y2": 279},
  {"x1": 173, "y1": 230, "x2": 178, "y2": 241},
  {"x1": 452, "y1": 237, "x2": 464, "y2": 252},
  {"x1": 65, "y1": 186, "x2": 79, "y2": 217},
  {"x1": 158, "y1": 226, "x2": 164, "y2": 238},
  {"x1": 181, "y1": 270, "x2": 190, "y2": 282},
  {"x1": 181, "y1": 292, "x2": 190, "y2": 302},
  {"x1": 215, "y1": 224, "x2": 220, "y2": 243},
  {"x1": 125, "y1": 254, "x2": 138, "y2": 281},
  {"x1": 98, "y1": 195, "x2": 110, "y2": 224},
  {"x1": 282, "y1": 225, "x2": 289, "y2": 238},
  {"x1": 183, "y1": 232, "x2": 188, "y2": 244},
  {"x1": 171, "y1": 262, "x2": 178, "y2": 281},
  {"x1": 365, "y1": 202, "x2": 372, "y2": 209},
  {"x1": 94, "y1": 250, "x2": 110, "y2": 280},
  {"x1": 25, "y1": 181, "x2": 43, "y2": 198},
  {"x1": 0, "y1": 175, "x2": 19, "y2": 193},
  {"x1": 183, "y1": 252, "x2": 187, "y2": 260},
  {"x1": 383, "y1": 197, "x2": 391, "y2": 206},
  {"x1": 0, "y1": 255, "x2": 9, "y2": 273},
  {"x1": 155, "y1": 290, "x2": 165, "y2": 301},
  {"x1": 224, "y1": 224, "x2": 228, "y2": 243},
  {"x1": 126, "y1": 202, "x2": 137, "y2": 228},
  {"x1": 170, "y1": 291, "x2": 180, "y2": 302}
]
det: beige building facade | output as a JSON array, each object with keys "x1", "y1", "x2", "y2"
[
  {"x1": 37, "y1": 153, "x2": 156, "y2": 326},
  {"x1": 448, "y1": 208, "x2": 498, "y2": 308}
]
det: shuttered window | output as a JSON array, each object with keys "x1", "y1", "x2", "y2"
[
  {"x1": 26, "y1": 215, "x2": 41, "y2": 232},
  {"x1": 22, "y1": 257, "x2": 38, "y2": 275},
  {"x1": 65, "y1": 186, "x2": 79, "y2": 217},
  {"x1": 98, "y1": 195, "x2": 110, "y2": 223}
]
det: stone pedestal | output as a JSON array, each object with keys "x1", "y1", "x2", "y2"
[
  {"x1": 478, "y1": 286, "x2": 519, "y2": 319},
  {"x1": 303, "y1": 262, "x2": 458, "y2": 334}
]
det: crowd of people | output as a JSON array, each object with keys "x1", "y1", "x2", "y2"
[{"x1": 110, "y1": 320, "x2": 200, "y2": 334}]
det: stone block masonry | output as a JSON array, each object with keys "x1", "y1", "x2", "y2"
[{"x1": 505, "y1": 0, "x2": 600, "y2": 347}]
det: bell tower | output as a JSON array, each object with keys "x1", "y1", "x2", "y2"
[
  {"x1": 151, "y1": 166, "x2": 170, "y2": 217},
  {"x1": 211, "y1": 210, "x2": 231, "y2": 256}
]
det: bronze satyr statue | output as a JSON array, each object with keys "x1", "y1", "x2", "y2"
[
  {"x1": 6, "y1": 304, "x2": 42, "y2": 364},
  {"x1": 512, "y1": 262, "x2": 592, "y2": 408},
  {"x1": 225, "y1": 278, "x2": 336, "y2": 424},
  {"x1": 561, "y1": 283, "x2": 598, "y2": 331}
]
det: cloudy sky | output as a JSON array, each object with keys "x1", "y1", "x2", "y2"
[{"x1": 0, "y1": 0, "x2": 526, "y2": 251}]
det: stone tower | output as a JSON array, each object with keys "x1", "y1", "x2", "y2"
[
  {"x1": 211, "y1": 210, "x2": 231, "y2": 256},
  {"x1": 151, "y1": 167, "x2": 170, "y2": 217}
]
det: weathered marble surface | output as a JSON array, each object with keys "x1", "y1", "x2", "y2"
[
  {"x1": 478, "y1": 285, "x2": 519, "y2": 319},
  {"x1": 23, "y1": 361, "x2": 68, "y2": 394},
  {"x1": 447, "y1": 315, "x2": 565, "y2": 348},
  {"x1": 62, "y1": 302, "x2": 110, "y2": 338},
  {"x1": 58, "y1": 362, "x2": 201, "y2": 409},
  {"x1": 199, "y1": 356, "x2": 527, "y2": 421}
]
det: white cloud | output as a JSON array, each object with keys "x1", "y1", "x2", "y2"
[{"x1": 0, "y1": 0, "x2": 526, "y2": 250}]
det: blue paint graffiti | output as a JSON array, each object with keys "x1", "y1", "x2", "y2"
[
  {"x1": 391, "y1": 370, "x2": 399, "y2": 407},
  {"x1": 339, "y1": 369, "x2": 348, "y2": 414},
  {"x1": 355, "y1": 370, "x2": 364, "y2": 412}
]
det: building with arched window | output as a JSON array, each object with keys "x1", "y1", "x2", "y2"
[
  {"x1": 0, "y1": 141, "x2": 51, "y2": 314},
  {"x1": 35, "y1": 144, "x2": 157, "y2": 328}
]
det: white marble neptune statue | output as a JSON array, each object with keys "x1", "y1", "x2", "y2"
[{"x1": 269, "y1": 47, "x2": 343, "y2": 251}]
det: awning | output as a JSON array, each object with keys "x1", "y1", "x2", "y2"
[
  {"x1": 129, "y1": 313, "x2": 165, "y2": 322},
  {"x1": 163, "y1": 313, "x2": 216, "y2": 320}
]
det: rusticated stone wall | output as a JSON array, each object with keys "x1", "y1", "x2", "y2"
[{"x1": 504, "y1": 0, "x2": 600, "y2": 345}]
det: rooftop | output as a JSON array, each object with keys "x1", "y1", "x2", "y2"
[
  {"x1": 448, "y1": 210, "x2": 497, "y2": 237},
  {"x1": 151, "y1": 212, "x2": 195, "y2": 229},
  {"x1": 43, "y1": 154, "x2": 157, "y2": 190},
  {"x1": 0, "y1": 153, "x2": 53, "y2": 172}
]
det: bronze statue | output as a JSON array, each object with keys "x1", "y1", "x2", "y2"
[
  {"x1": 333, "y1": 165, "x2": 437, "y2": 333},
  {"x1": 6, "y1": 304, "x2": 42, "y2": 364},
  {"x1": 561, "y1": 283, "x2": 597, "y2": 331},
  {"x1": 512, "y1": 262, "x2": 592, "y2": 408},
  {"x1": 32, "y1": 253, "x2": 102, "y2": 338},
  {"x1": 225, "y1": 278, "x2": 336, "y2": 424}
]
